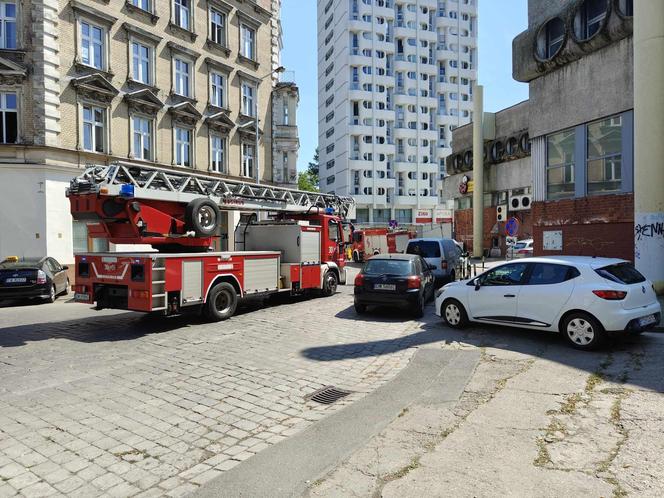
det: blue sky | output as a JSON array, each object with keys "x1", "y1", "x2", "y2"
[{"x1": 280, "y1": 0, "x2": 529, "y2": 171}]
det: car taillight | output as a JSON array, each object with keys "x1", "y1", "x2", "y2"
[
  {"x1": 36, "y1": 270, "x2": 47, "y2": 284},
  {"x1": 592, "y1": 290, "x2": 627, "y2": 300},
  {"x1": 441, "y1": 259, "x2": 448, "y2": 270},
  {"x1": 517, "y1": 249, "x2": 529, "y2": 254},
  {"x1": 407, "y1": 276, "x2": 421, "y2": 289},
  {"x1": 354, "y1": 273, "x2": 365, "y2": 286}
]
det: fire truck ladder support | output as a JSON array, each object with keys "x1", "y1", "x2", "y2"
[{"x1": 68, "y1": 162, "x2": 356, "y2": 218}]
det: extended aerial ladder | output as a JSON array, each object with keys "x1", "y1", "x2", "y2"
[{"x1": 67, "y1": 161, "x2": 355, "y2": 252}]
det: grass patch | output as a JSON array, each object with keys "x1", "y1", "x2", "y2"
[
  {"x1": 585, "y1": 372, "x2": 604, "y2": 393},
  {"x1": 397, "y1": 407, "x2": 409, "y2": 418},
  {"x1": 382, "y1": 456, "x2": 421, "y2": 482},
  {"x1": 559, "y1": 393, "x2": 583, "y2": 415},
  {"x1": 533, "y1": 437, "x2": 552, "y2": 467}
]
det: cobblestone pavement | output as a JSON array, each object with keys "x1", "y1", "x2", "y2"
[{"x1": 0, "y1": 273, "x2": 427, "y2": 498}]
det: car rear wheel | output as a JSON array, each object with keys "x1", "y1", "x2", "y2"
[
  {"x1": 562, "y1": 312, "x2": 607, "y2": 350},
  {"x1": 205, "y1": 282, "x2": 238, "y2": 321},
  {"x1": 354, "y1": 302, "x2": 367, "y2": 314},
  {"x1": 441, "y1": 299, "x2": 468, "y2": 328},
  {"x1": 412, "y1": 294, "x2": 425, "y2": 318},
  {"x1": 46, "y1": 285, "x2": 56, "y2": 304}
]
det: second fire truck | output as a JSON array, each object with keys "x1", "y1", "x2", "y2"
[{"x1": 67, "y1": 162, "x2": 355, "y2": 321}]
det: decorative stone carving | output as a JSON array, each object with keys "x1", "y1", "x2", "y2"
[
  {"x1": 124, "y1": 88, "x2": 163, "y2": 115},
  {"x1": 169, "y1": 101, "x2": 201, "y2": 126},
  {"x1": 71, "y1": 73, "x2": 119, "y2": 104}
]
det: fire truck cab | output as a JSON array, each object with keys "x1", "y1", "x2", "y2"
[{"x1": 67, "y1": 163, "x2": 354, "y2": 321}]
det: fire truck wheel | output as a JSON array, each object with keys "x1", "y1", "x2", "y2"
[
  {"x1": 185, "y1": 198, "x2": 221, "y2": 237},
  {"x1": 321, "y1": 271, "x2": 338, "y2": 297},
  {"x1": 205, "y1": 282, "x2": 237, "y2": 321}
]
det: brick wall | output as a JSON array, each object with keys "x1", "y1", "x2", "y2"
[
  {"x1": 531, "y1": 193, "x2": 634, "y2": 261},
  {"x1": 454, "y1": 208, "x2": 533, "y2": 255}
]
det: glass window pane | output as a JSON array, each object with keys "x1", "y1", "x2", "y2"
[
  {"x1": 5, "y1": 93, "x2": 16, "y2": 109},
  {"x1": 547, "y1": 129, "x2": 575, "y2": 166},
  {"x1": 5, "y1": 112, "x2": 16, "y2": 143},
  {"x1": 587, "y1": 116, "x2": 622, "y2": 159}
]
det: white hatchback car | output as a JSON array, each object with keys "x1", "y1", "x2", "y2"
[{"x1": 435, "y1": 256, "x2": 661, "y2": 350}]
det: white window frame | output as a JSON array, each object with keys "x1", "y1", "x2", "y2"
[
  {"x1": 240, "y1": 23, "x2": 256, "y2": 60},
  {"x1": 130, "y1": 114, "x2": 154, "y2": 161},
  {"x1": 80, "y1": 103, "x2": 108, "y2": 153},
  {"x1": 173, "y1": 0, "x2": 191, "y2": 30},
  {"x1": 173, "y1": 125, "x2": 193, "y2": 167},
  {"x1": 130, "y1": 39, "x2": 154, "y2": 85},
  {"x1": 173, "y1": 56, "x2": 193, "y2": 98},
  {"x1": 210, "y1": 133, "x2": 226, "y2": 173},
  {"x1": 130, "y1": 0, "x2": 153, "y2": 12},
  {"x1": 0, "y1": 1, "x2": 17, "y2": 49},
  {"x1": 79, "y1": 18, "x2": 107, "y2": 70},
  {"x1": 209, "y1": 71, "x2": 226, "y2": 108},
  {"x1": 209, "y1": 7, "x2": 226, "y2": 46},
  {"x1": 0, "y1": 90, "x2": 18, "y2": 143},
  {"x1": 241, "y1": 82, "x2": 256, "y2": 117},
  {"x1": 242, "y1": 142, "x2": 255, "y2": 178}
]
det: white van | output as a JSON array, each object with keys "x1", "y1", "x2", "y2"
[{"x1": 405, "y1": 238, "x2": 462, "y2": 285}]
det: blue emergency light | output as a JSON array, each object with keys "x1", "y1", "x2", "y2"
[
  {"x1": 325, "y1": 207, "x2": 334, "y2": 215},
  {"x1": 120, "y1": 184, "x2": 135, "y2": 197}
]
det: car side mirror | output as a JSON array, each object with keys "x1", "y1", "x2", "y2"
[
  {"x1": 473, "y1": 278, "x2": 481, "y2": 291},
  {"x1": 62, "y1": 265, "x2": 69, "y2": 271}
]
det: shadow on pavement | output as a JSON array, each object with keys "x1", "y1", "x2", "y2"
[{"x1": 303, "y1": 306, "x2": 664, "y2": 393}]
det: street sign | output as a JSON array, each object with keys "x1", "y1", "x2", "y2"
[
  {"x1": 505, "y1": 217, "x2": 520, "y2": 237},
  {"x1": 388, "y1": 220, "x2": 398, "y2": 229},
  {"x1": 506, "y1": 236, "x2": 518, "y2": 246}
]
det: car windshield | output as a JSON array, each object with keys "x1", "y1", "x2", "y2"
[
  {"x1": 406, "y1": 241, "x2": 441, "y2": 258},
  {"x1": 595, "y1": 263, "x2": 646, "y2": 284},
  {"x1": 363, "y1": 259, "x2": 412, "y2": 276}
]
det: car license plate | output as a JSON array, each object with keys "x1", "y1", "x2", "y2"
[
  {"x1": 5, "y1": 277, "x2": 26, "y2": 283},
  {"x1": 374, "y1": 283, "x2": 396, "y2": 291},
  {"x1": 639, "y1": 314, "x2": 656, "y2": 327},
  {"x1": 74, "y1": 292, "x2": 90, "y2": 301}
]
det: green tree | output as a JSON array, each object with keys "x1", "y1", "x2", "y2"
[
  {"x1": 306, "y1": 147, "x2": 320, "y2": 190},
  {"x1": 297, "y1": 171, "x2": 319, "y2": 192}
]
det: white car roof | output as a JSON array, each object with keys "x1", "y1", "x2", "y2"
[{"x1": 510, "y1": 255, "x2": 627, "y2": 268}]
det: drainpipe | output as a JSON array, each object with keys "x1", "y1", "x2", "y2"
[
  {"x1": 634, "y1": 1, "x2": 664, "y2": 293},
  {"x1": 472, "y1": 84, "x2": 484, "y2": 258}
]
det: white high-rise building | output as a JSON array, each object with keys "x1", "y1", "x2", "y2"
[{"x1": 317, "y1": 0, "x2": 477, "y2": 224}]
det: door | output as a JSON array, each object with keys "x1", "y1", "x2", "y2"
[
  {"x1": 516, "y1": 263, "x2": 577, "y2": 327},
  {"x1": 46, "y1": 259, "x2": 66, "y2": 293},
  {"x1": 468, "y1": 262, "x2": 529, "y2": 323}
]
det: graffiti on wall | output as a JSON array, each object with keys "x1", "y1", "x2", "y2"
[{"x1": 634, "y1": 212, "x2": 664, "y2": 285}]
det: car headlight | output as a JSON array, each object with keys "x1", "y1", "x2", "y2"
[{"x1": 435, "y1": 287, "x2": 446, "y2": 299}]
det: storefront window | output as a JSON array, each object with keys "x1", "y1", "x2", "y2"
[
  {"x1": 373, "y1": 208, "x2": 390, "y2": 223},
  {"x1": 395, "y1": 209, "x2": 412, "y2": 223},
  {"x1": 587, "y1": 115, "x2": 622, "y2": 195},
  {"x1": 546, "y1": 129, "x2": 575, "y2": 200},
  {"x1": 355, "y1": 208, "x2": 369, "y2": 223}
]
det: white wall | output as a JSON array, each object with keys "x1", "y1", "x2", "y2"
[{"x1": 0, "y1": 167, "x2": 48, "y2": 260}]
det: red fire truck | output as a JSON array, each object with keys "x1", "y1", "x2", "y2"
[
  {"x1": 67, "y1": 162, "x2": 355, "y2": 321},
  {"x1": 350, "y1": 228, "x2": 414, "y2": 262}
]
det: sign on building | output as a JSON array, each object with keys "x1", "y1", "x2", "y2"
[{"x1": 543, "y1": 230, "x2": 563, "y2": 251}]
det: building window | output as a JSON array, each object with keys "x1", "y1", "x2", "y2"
[
  {"x1": 131, "y1": 41, "x2": 152, "y2": 85},
  {"x1": 210, "y1": 71, "x2": 225, "y2": 108},
  {"x1": 587, "y1": 115, "x2": 622, "y2": 195},
  {"x1": 578, "y1": 0, "x2": 607, "y2": 40},
  {"x1": 395, "y1": 209, "x2": 412, "y2": 224},
  {"x1": 131, "y1": 0, "x2": 152, "y2": 12},
  {"x1": 283, "y1": 101, "x2": 289, "y2": 125},
  {"x1": 209, "y1": 8, "x2": 225, "y2": 45},
  {"x1": 80, "y1": 21, "x2": 105, "y2": 69},
  {"x1": 132, "y1": 116, "x2": 153, "y2": 161},
  {"x1": 543, "y1": 17, "x2": 564, "y2": 59},
  {"x1": 82, "y1": 104, "x2": 106, "y2": 153},
  {"x1": 546, "y1": 128, "x2": 575, "y2": 200},
  {"x1": 210, "y1": 134, "x2": 225, "y2": 172},
  {"x1": 242, "y1": 143, "x2": 254, "y2": 177},
  {"x1": 174, "y1": 126, "x2": 192, "y2": 167},
  {"x1": 0, "y1": 1, "x2": 16, "y2": 49},
  {"x1": 0, "y1": 91, "x2": 17, "y2": 143},
  {"x1": 174, "y1": 57, "x2": 191, "y2": 97},
  {"x1": 241, "y1": 82, "x2": 255, "y2": 117},
  {"x1": 240, "y1": 24, "x2": 256, "y2": 60},
  {"x1": 173, "y1": 0, "x2": 191, "y2": 30}
]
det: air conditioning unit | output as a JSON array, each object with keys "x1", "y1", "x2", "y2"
[
  {"x1": 510, "y1": 195, "x2": 532, "y2": 211},
  {"x1": 496, "y1": 204, "x2": 507, "y2": 222}
]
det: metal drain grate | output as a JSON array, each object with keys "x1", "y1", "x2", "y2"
[{"x1": 306, "y1": 386, "x2": 353, "y2": 405}]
